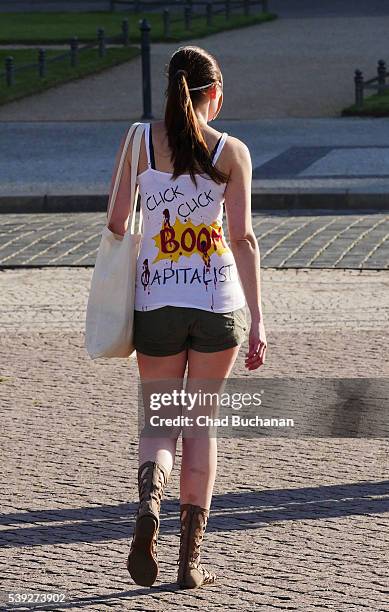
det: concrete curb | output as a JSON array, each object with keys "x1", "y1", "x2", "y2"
[
  {"x1": 0, "y1": 194, "x2": 107, "y2": 214},
  {"x1": 1, "y1": 192, "x2": 389, "y2": 213}
]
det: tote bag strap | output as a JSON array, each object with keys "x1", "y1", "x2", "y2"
[
  {"x1": 129, "y1": 123, "x2": 145, "y2": 235},
  {"x1": 107, "y1": 122, "x2": 145, "y2": 234}
]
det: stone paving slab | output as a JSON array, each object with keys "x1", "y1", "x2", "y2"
[
  {"x1": 3, "y1": 120, "x2": 389, "y2": 214},
  {"x1": 0, "y1": 267, "x2": 388, "y2": 611},
  {"x1": 0, "y1": 212, "x2": 388, "y2": 269},
  {"x1": 2, "y1": 119, "x2": 389, "y2": 197}
]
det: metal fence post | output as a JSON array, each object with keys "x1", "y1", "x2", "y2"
[
  {"x1": 97, "y1": 28, "x2": 106, "y2": 58},
  {"x1": 70, "y1": 36, "x2": 79, "y2": 67},
  {"x1": 135, "y1": 0, "x2": 141, "y2": 14},
  {"x1": 163, "y1": 9, "x2": 170, "y2": 38},
  {"x1": 377, "y1": 59, "x2": 386, "y2": 95},
  {"x1": 5, "y1": 56, "x2": 14, "y2": 86},
  {"x1": 206, "y1": 1, "x2": 213, "y2": 27},
  {"x1": 140, "y1": 18, "x2": 153, "y2": 119},
  {"x1": 225, "y1": 0, "x2": 230, "y2": 20},
  {"x1": 110, "y1": 0, "x2": 115, "y2": 11},
  {"x1": 122, "y1": 18, "x2": 129, "y2": 46},
  {"x1": 184, "y1": 5, "x2": 192, "y2": 30},
  {"x1": 38, "y1": 48, "x2": 46, "y2": 77},
  {"x1": 244, "y1": 0, "x2": 250, "y2": 17},
  {"x1": 354, "y1": 69, "x2": 364, "y2": 109},
  {"x1": 262, "y1": 0, "x2": 268, "y2": 12}
]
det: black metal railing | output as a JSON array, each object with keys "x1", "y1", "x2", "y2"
[
  {"x1": 110, "y1": 0, "x2": 269, "y2": 13},
  {"x1": 1, "y1": 19, "x2": 131, "y2": 87},
  {"x1": 354, "y1": 60, "x2": 389, "y2": 109},
  {"x1": 0, "y1": 0, "x2": 268, "y2": 87},
  {"x1": 1, "y1": 0, "x2": 270, "y2": 88},
  {"x1": 1, "y1": 2, "x2": 272, "y2": 119},
  {"x1": 160, "y1": 0, "x2": 268, "y2": 33}
]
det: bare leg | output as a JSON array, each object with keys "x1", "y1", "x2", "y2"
[
  {"x1": 180, "y1": 345, "x2": 240, "y2": 509},
  {"x1": 136, "y1": 349, "x2": 188, "y2": 475},
  {"x1": 128, "y1": 349, "x2": 188, "y2": 587}
]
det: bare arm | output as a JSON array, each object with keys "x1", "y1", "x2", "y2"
[
  {"x1": 224, "y1": 139, "x2": 263, "y2": 321},
  {"x1": 223, "y1": 138, "x2": 267, "y2": 368},
  {"x1": 106, "y1": 127, "x2": 136, "y2": 237}
]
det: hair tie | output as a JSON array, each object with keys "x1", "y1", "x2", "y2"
[{"x1": 175, "y1": 69, "x2": 188, "y2": 79}]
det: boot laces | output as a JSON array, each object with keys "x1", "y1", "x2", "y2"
[
  {"x1": 191, "y1": 512, "x2": 206, "y2": 566},
  {"x1": 138, "y1": 465, "x2": 167, "y2": 518}
]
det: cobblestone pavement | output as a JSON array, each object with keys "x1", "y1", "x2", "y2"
[
  {"x1": 0, "y1": 212, "x2": 388, "y2": 269},
  {"x1": 0, "y1": 266, "x2": 388, "y2": 611}
]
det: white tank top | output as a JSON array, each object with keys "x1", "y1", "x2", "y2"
[{"x1": 134, "y1": 122, "x2": 246, "y2": 313}]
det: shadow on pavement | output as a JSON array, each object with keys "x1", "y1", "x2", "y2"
[{"x1": 1, "y1": 480, "x2": 388, "y2": 548}]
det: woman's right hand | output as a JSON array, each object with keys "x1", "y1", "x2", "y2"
[{"x1": 245, "y1": 316, "x2": 267, "y2": 370}]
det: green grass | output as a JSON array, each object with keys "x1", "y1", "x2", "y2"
[
  {"x1": 342, "y1": 89, "x2": 389, "y2": 117},
  {"x1": 0, "y1": 46, "x2": 140, "y2": 105},
  {"x1": 0, "y1": 10, "x2": 277, "y2": 105},
  {"x1": 165, "y1": 10, "x2": 277, "y2": 42},
  {"x1": 0, "y1": 10, "x2": 277, "y2": 44}
]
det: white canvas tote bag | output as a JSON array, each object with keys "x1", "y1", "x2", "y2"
[{"x1": 85, "y1": 122, "x2": 145, "y2": 359}]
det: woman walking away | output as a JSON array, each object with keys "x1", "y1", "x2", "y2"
[{"x1": 107, "y1": 45, "x2": 267, "y2": 589}]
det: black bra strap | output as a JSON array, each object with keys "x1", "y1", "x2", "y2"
[
  {"x1": 211, "y1": 135, "x2": 222, "y2": 163},
  {"x1": 149, "y1": 123, "x2": 156, "y2": 169},
  {"x1": 150, "y1": 123, "x2": 222, "y2": 169}
]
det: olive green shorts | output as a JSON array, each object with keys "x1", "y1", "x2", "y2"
[{"x1": 133, "y1": 305, "x2": 248, "y2": 357}]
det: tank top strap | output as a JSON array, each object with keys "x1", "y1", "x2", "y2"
[
  {"x1": 145, "y1": 123, "x2": 227, "y2": 170},
  {"x1": 212, "y1": 132, "x2": 228, "y2": 165},
  {"x1": 145, "y1": 122, "x2": 155, "y2": 169}
]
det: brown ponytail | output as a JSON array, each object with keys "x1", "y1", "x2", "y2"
[{"x1": 164, "y1": 45, "x2": 229, "y2": 190}]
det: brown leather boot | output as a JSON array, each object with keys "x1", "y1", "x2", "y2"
[
  {"x1": 127, "y1": 460, "x2": 170, "y2": 587},
  {"x1": 177, "y1": 503, "x2": 217, "y2": 589}
]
